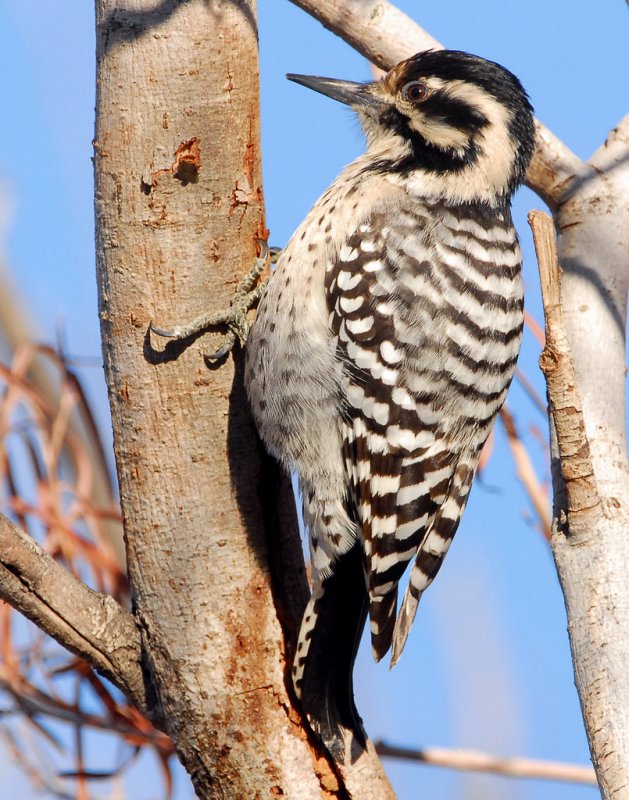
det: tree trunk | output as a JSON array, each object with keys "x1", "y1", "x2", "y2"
[
  {"x1": 94, "y1": 1, "x2": 314, "y2": 796},
  {"x1": 93, "y1": 1, "x2": 394, "y2": 797}
]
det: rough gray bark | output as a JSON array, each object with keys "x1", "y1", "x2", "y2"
[{"x1": 93, "y1": 1, "x2": 313, "y2": 797}]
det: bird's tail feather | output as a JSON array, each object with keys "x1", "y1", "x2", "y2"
[
  {"x1": 390, "y1": 583, "x2": 422, "y2": 666},
  {"x1": 292, "y1": 541, "x2": 368, "y2": 760},
  {"x1": 369, "y1": 588, "x2": 398, "y2": 661}
]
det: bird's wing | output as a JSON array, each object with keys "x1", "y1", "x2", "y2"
[{"x1": 327, "y1": 207, "x2": 472, "y2": 661}]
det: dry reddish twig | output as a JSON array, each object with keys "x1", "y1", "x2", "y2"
[
  {"x1": 514, "y1": 368, "x2": 547, "y2": 417},
  {"x1": 0, "y1": 347, "x2": 175, "y2": 799},
  {"x1": 500, "y1": 406, "x2": 552, "y2": 540},
  {"x1": 0, "y1": 272, "x2": 125, "y2": 570},
  {"x1": 0, "y1": 347, "x2": 125, "y2": 597},
  {"x1": 524, "y1": 311, "x2": 546, "y2": 347}
]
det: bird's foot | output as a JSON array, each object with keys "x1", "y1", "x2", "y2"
[{"x1": 150, "y1": 241, "x2": 277, "y2": 361}]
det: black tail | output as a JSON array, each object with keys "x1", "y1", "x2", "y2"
[{"x1": 294, "y1": 541, "x2": 369, "y2": 760}]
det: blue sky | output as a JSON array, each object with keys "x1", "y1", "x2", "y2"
[{"x1": 1, "y1": 1, "x2": 627, "y2": 798}]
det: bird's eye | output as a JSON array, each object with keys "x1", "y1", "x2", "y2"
[{"x1": 402, "y1": 81, "x2": 429, "y2": 104}]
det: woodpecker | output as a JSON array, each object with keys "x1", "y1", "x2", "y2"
[{"x1": 245, "y1": 50, "x2": 535, "y2": 758}]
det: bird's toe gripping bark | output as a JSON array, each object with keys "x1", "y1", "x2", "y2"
[{"x1": 150, "y1": 241, "x2": 277, "y2": 361}]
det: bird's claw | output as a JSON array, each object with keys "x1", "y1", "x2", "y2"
[
  {"x1": 148, "y1": 322, "x2": 183, "y2": 339},
  {"x1": 150, "y1": 239, "x2": 275, "y2": 360}
]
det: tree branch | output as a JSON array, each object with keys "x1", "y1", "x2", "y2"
[
  {"x1": 589, "y1": 111, "x2": 629, "y2": 174},
  {"x1": 0, "y1": 513, "x2": 146, "y2": 713},
  {"x1": 290, "y1": 0, "x2": 439, "y2": 64},
  {"x1": 528, "y1": 211, "x2": 602, "y2": 527},
  {"x1": 288, "y1": 0, "x2": 584, "y2": 204},
  {"x1": 376, "y1": 741, "x2": 596, "y2": 785},
  {"x1": 527, "y1": 121, "x2": 585, "y2": 211},
  {"x1": 530, "y1": 205, "x2": 629, "y2": 798}
]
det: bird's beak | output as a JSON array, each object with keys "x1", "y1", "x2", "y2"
[{"x1": 287, "y1": 74, "x2": 378, "y2": 109}]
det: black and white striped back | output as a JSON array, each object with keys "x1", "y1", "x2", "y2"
[{"x1": 325, "y1": 196, "x2": 523, "y2": 663}]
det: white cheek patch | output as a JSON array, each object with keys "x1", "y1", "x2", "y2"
[
  {"x1": 402, "y1": 80, "x2": 472, "y2": 153},
  {"x1": 450, "y1": 81, "x2": 515, "y2": 188}
]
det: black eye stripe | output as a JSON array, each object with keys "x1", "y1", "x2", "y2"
[
  {"x1": 384, "y1": 93, "x2": 487, "y2": 139},
  {"x1": 418, "y1": 93, "x2": 488, "y2": 133},
  {"x1": 374, "y1": 107, "x2": 480, "y2": 175}
]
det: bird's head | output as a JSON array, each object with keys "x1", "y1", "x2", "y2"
[{"x1": 288, "y1": 50, "x2": 535, "y2": 205}]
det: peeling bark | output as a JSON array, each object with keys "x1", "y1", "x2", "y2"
[{"x1": 529, "y1": 212, "x2": 601, "y2": 524}]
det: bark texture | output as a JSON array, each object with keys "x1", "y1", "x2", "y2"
[
  {"x1": 93, "y1": 1, "x2": 393, "y2": 797},
  {"x1": 94, "y1": 1, "x2": 311, "y2": 796}
]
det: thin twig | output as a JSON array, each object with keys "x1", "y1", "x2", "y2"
[
  {"x1": 0, "y1": 276, "x2": 126, "y2": 571},
  {"x1": 0, "y1": 675, "x2": 168, "y2": 746},
  {"x1": 500, "y1": 406, "x2": 552, "y2": 540},
  {"x1": 375, "y1": 741, "x2": 596, "y2": 785},
  {"x1": 514, "y1": 368, "x2": 547, "y2": 417},
  {"x1": 0, "y1": 726, "x2": 76, "y2": 800}
]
